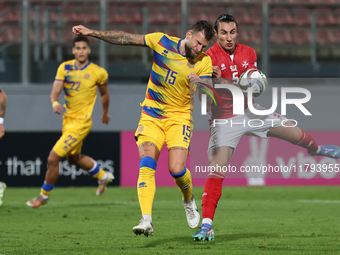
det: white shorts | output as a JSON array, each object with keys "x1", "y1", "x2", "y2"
[{"x1": 208, "y1": 104, "x2": 287, "y2": 152}]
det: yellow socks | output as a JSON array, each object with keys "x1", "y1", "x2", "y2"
[
  {"x1": 171, "y1": 167, "x2": 192, "y2": 201},
  {"x1": 137, "y1": 157, "x2": 157, "y2": 216},
  {"x1": 88, "y1": 162, "x2": 106, "y2": 180},
  {"x1": 40, "y1": 182, "x2": 55, "y2": 197}
]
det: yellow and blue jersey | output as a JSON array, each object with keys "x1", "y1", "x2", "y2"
[
  {"x1": 55, "y1": 59, "x2": 108, "y2": 121},
  {"x1": 142, "y1": 32, "x2": 213, "y2": 119}
]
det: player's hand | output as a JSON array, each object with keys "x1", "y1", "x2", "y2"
[
  {"x1": 0, "y1": 124, "x2": 4, "y2": 139},
  {"x1": 53, "y1": 104, "x2": 64, "y2": 115},
  {"x1": 212, "y1": 66, "x2": 221, "y2": 78},
  {"x1": 102, "y1": 113, "x2": 110, "y2": 125},
  {"x1": 188, "y1": 73, "x2": 200, "y2": 83},
  {"x1": 72, "y1": 25, "x2": 93, "y2": 36}
]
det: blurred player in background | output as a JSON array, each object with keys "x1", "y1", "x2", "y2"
[
  {"x1": 73, "y1": 21, "x2": 214, "y2": 236},
  {"x1": 192, "y1": 14, "x2": 340, "y2": 241},
  {"x1": 26, "y1": 36, "x2": 114, "y2": 208},
  {"x1": 0, "y1": 88, "x2": 7, "y2": 206}
]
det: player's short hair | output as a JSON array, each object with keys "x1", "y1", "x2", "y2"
[
  {"x1": 191, "y1": 20, "x2": 214, "y2": 41},
  {"x1": 73, "y1": 36, "x2": 90, "y2": 46},
  {"x1": 214, "y1": 14, "x2": 238, "y2": 32}
]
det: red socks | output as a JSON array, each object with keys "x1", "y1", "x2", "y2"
[
  {"x1": 202, "y1": 176, "x2": 223, "y2": 221},
  {"x1": 293, "y1": 130, "x2": 319, "y2": 152}
]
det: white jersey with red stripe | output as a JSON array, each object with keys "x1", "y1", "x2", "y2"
[{"x1": 206, "y1": 42, "x2": 257, "y2": 120}]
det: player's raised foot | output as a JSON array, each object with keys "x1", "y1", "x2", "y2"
[
  {"x1": 183, "y1": 195, "x2": 200, "y2": 229},
  {"x1": 96, "y1": 172, "x2": 114, "y2": 196},
  {"x1": 308, "y1": 145, "x2": 340, "y2": 159},
  {"x1": 132, "y1": 219, "x2": 154, "y2": 237},
  {"x1": 192, "y1": 224, "x2": 214, "y2": 241},
  {"x1": 0, "y1": 182, "x2": 7, "y2": 206},
  {"x1": 26, "y1": 195, "x2": 48, "y2": 208}
]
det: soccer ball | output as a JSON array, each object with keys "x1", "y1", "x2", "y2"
[{"x1": 239, "y1": 69, "x2": 268, "y2": 97}]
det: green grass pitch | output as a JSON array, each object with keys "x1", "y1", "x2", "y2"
[{"x1": 1, "y1": 186, "x2": 340, "y2": 254}]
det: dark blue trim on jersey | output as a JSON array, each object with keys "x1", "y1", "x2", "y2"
[
  {"x1": 177, "y1": 39, "x2": 186, "y2": 57},
  {"x1": 81, "y1": 61, "x2": 91, "y2": 70},
  {"x1": 73, "y1": 61, "x2": 92, "y2": 71},
  {"x1": 142, "y1": 105, "x2": 166, "y2": 119},
  {"x1": 170, "y1": 167, "x2": 187, "y2": 178},
  {"x1": 65, "y1": 64, "x2": 76, "y2": 71},
  {"x1": 160, "y1": 35, "x2": 177, "y2": 53},
  {"x1": 148, "y1": 88, "x2": 165, "y2": 103},
  {"x1": 150, "y1": 69, "x2": 165, "y2": 88},
  {"x1": 144, "y1": 36, "x2": 146, "y2": 46},
  {"x1": 199, "y1": 76, "x2": 212, "y2": 78},
  {"x1": 154, "y1": 51, "x2": 169, "y2": 69},
  {"x1": 140, "y1": 156, "x2": 157, "y2": 170},
  {"x1": 74, "y1": 61, "x2": 91, "y2": 70},
  {"x1": 55, "y1": 79, "x2": 64, "y2": 82}
]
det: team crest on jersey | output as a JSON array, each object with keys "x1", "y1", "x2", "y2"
[
  {"x1": 221, "y1": 63, "x2": 226, "y2": 70},
  {"x1": 211, "y1": 136, "x2": 217, "y2": 144},
  {"x1": 137, "y1": 125, "x2": 144, "y2": 133},
  {"x1": 187, "y1": 61, "x2": 196, "y2": 69},
  {"x1": 230, "y1": 65, "x2": 237, "y2": 72},
  {"x1": 242, "y1": 60, "x2": 249, "y2": 68},
  {"x1": 84, "y1": 73, "x2": 90, "y2": 80}
]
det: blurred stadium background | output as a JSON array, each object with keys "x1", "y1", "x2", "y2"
[
  {"x1": 0, "y1": 0, "x2": 340, "y2": 188},
  {"x1": 1, "y1": 0, "x2": 340, "y2": 84}
]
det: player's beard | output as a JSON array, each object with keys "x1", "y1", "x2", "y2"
[{"x1": 185, "y1": 43, "x2": 198, "y2": 61}]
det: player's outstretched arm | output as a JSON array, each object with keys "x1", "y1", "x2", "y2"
[
  {"x1": 98, "y1": 80, "x2": 110, "y2": 125},
  {"x1": 72, "y1": 25, "x2": 145, "y2": 46},
  {"x1": 50, "y1": 80, "x2": 64, "y2": 115},
  {"x1": 0, "y1": 89, "x2": 7, "y2": 139}
]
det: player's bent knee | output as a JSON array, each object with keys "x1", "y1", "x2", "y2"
[
  {"x1": 47, "y1": 149, "x2": 63, "y2": 165},
  {"x1": 47, "y1": 155, "x2": 59, "y2": 166},
  {"x1": 169, "y1": 163, "x2": 186, "y2": 175}
]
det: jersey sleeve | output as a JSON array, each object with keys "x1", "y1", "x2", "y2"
[
  {"x1": 97, "y1": 68, "x2": 108, "y2": 85},
  {"x1": 198, "y1": 55, "x2": 213, "y2": 79},
  {"x1": 144, "y1": 32, "x2": 166, "y2": 50},
  {"x1": 247, "y1": 48, "x2": 258, "y2": 70},
  {"x1": 55, "y1": 63, "x2": 65, "y2": 81}
]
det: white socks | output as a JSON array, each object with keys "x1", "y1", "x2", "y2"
[{"x1": 202, "y1": 218, "x2": 213, "y2": 226}]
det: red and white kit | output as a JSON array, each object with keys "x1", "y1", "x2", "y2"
[{"x1": 206, "y1": 42, "x2": 286, "y2": 151}]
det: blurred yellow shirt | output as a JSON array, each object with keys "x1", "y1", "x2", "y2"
[{"x1": 55, "y1": 59, "x2": 108, "y2": 121}]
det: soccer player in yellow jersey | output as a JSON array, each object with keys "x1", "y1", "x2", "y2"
[
  {"x1": 73, "y1": 21, "x2": 214, "y2": 236},
  {"x1": 26, "y1": 36, "x2": 114, "y2": 208}
]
